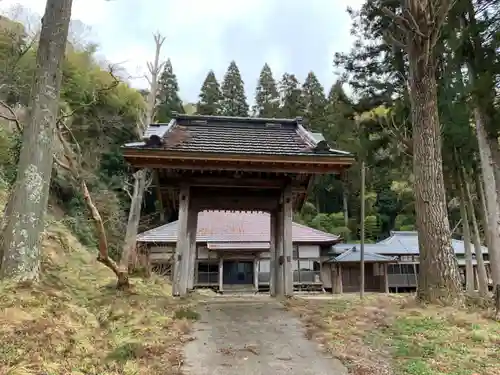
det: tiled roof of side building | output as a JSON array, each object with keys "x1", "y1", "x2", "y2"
[
  {"x1": 123, "y1": 114, "x2": 352, "y2": 157},
  {"x1": 137, "y1": 210, "x2": 340, "y2": 244}
]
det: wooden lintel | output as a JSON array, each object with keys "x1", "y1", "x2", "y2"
[{"x1": 158, "y1": 176, "x2": 291, "y2": 189}]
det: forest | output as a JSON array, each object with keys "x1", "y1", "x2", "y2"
[{"x1": 0, "y1": 0, "x2": 500, "y2": 307}]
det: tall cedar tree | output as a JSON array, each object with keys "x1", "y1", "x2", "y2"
[
  {"x1": 156, "y1": 59, "x2": 184, "y2": 122},
  {"x1": 279, "y1": 73, "x2": 304, "y2": 118},
  {"x1": 196, "y1": 70, "x2": 222, "y2": 115},
  {"x1": 221, "y1": 61, "x2": 249, "y2": 117},
  {"x1": 0, "y1": 0, "x2": 72, "y2": 281},
  {"x1": 302, "y1": 71, "x2": 327, "y2": 131},
  {"x1": 253, "y1": 63, "x2": 279, "y2": 117},
  {"x1": 388, "y1": 0, "x2": 463, "y2": 303}
]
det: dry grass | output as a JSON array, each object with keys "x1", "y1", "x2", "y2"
[
  {"x1": 0, "y1": 219, "x2": 196, "y2": 375},
  {"x1": 286, "y1": 294, "x2": 500, "y2": 375}
]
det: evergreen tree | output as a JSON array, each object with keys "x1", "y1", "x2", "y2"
[
  {"x1": 220, "y1": 61, "x2": 249, "y2": 117},
  {"x1": 156, "y1": 59, "x2": 184, "y2": 123},
  {"x1": 253, "y1": 63, "x2": 279, "y2": 118},
  {"x1": 196, "y1": 70, "x2": 222, "y2": 115},
  {"x1": 278, "y1": 73, "x2": 304, "y2": 118},
  {"x1": 302, "y1": 71, "x2": 327, "y2": 130}
]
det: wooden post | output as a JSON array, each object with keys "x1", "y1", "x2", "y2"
[
  {"x1": 275, "y1": 203, "x2": 284, "y2": 297},
  {"x1": 187, "y1": 207, "x2": 198, "y2": 290},
  {"x1": 153, "y1": 169, "x2": 165, "y2": 222},
  {"x1": 172, "y1": 186, "x2": 190, "y2": 297},
  {"x1": 360, "y1": 160, "x2": 366, "y2": 299},
  {"x1": 283, "y1": 185, "x2": 294, "y2": 297},
  {"x1": 269, "y1": 210, "x2": 277, "y2": 296},
  {"x1": 473, "y1": 265, "x2": 479, "y2": 291},
  {"x1": 336, "y1": 264, "x2": 343, "y2": 294},
  {"x1": 384, "y1": 263, "x2": 389, "y2": 293},
  {"x1": 254, "y1": 256, "x2": 259, "y2": 293},
  {"x1": 218, "y1": 256, "x2": 224, "y2": 293}
]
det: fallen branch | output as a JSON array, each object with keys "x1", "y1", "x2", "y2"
[{"x1": 54, "y1": 116, "x2": 128, "y2": 288}]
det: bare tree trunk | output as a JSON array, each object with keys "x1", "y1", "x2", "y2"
[
  {"x1": 119, "y1": 33, "x2": 165, "y2": 276},
  {"x1": 473, "y1": 108, "x2": 500, "y2": 288},
  {"x1": 342, "y1": 179, "x2": 349, "y2": 230},
  {"x1": 119, "y1": 168, "x2": 147, "y2": 280},
  {"x1": 396, "y1": 0, "x2": 463, "y2": 303},
  {"x1": 0, "y1": 0, "x2": 72, "y2": 281},
  {"x1": 459, "y1": 182, "x2": 474, "y2": 292},
  {"x1": 464, "y1": 168, "x2": 489, "y2": 295}
]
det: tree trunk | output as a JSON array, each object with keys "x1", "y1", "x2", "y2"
[
  {"x1": 407, "y1": 25, "x2": 463, "y2": 304},
  {"x1": 458, "y1": 182, "x2": 474, "y2": 292},
  {"x1": 342, "y1": 179, "x2": 349, "y2": 230},
  {"x1": 473, "y1": 107, "x2": 500, "y2": 288},
  {"x1": 119, "y1": 34, "x2": 164, "y2": 276},
  {"x1": 0, "y1": 0, "x2": 72, "y2": 281},
  {"x1": 464, "y1": 168, "x2": 489, "y2": 295},
  {"x1": 119, "y1": 169, "x2": 147, "y2": 280}
]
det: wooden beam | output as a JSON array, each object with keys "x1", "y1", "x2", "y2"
[
  {"x1": 158, "y1": 176, "x2": 292, "y2": 189},
  {"x1": 124, "y1": 156, "x2": 350, "y2": 174}
]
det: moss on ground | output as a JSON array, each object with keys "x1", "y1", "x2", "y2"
[
  {"x1": 0, "y1": 203, "x2": 195, "y2": 374},
  {"x1": 286, "y1": 294, "x2": 500, "y2": 375}
]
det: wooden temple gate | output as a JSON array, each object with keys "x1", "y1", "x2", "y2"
[{"x1": 122, "y1": 114, "x2": 353, "y2": 297}]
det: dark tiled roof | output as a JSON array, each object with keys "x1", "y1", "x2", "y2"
[
  {"x1": 123, "y1": 114, "x2": 352, "y2": 157},
  {"x1": 137, "y1": 210, "x2": 340, "y2": 244}
]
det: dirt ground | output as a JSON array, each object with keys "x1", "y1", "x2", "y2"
[{"x1": 183, "y1": 297, "x2": 348, "y2": 375}]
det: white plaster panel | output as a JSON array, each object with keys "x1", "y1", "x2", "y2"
[
  {"x1": 298, "y1": 245, "x2": 320, "y2": 258},
  {"x1": 259, "y1": 259, "x2": 270, "y2": 272},
  {"x1": 150, "y1": 246, "x2": 174, "y2": 254}
]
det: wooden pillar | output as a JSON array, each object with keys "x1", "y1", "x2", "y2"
[
  {"x1": 218, "y1": 256, "x2": 224, "y2": 293},
  {"x1": 384, "y1": 263, "x2": 389, "y2": 293},
  {"x1": 172, "y1": 186, "x2": 190, "y2": 297},
  {"x1": 153, "y1": 169, "x2": 165, "y2": 222},
  {"x1": 283, "y1": 185, "x2": 294, "y2": 297},
  {"x1": 254, "y1": 256, "x2": 259, "y2": 293},
  {"x1": 275, "y1": 203, "x2": 284, "y2": 297},
  {"x1": 333, "y1": 264, "x2": 343, "y2": 294},
  {"x1": 269, "y1": 210, "x2": 277, "y2": 296},
  {"x1": 473, "y1": 265, "x2": 479, "y2": 291},
  {"x1": 187, "y1": 207, "x2": 198, "y2": 290}
]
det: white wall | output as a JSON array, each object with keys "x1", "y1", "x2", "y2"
[
  {"x1": 150, "y1": 246, "x2": 174, "y2": 253},
  {"x1": 298, "y1": 245, "x2": 320, "y2": 258},
  {"x1": 259, "y1": 259, "x2": 270, "y2": 272}
]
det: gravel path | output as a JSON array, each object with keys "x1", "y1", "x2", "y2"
[{"x1": 183, "y1": 297, "x2": 348, "y2": 375}]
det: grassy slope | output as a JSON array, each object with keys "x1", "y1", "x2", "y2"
[
  {"x1": 287, "y1": 295, "x2": 500, "y2": 375},
  {"x1": 0, "y1": 189, "x2": 193, "y2": 375}
]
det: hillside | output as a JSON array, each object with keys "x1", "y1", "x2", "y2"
[{"x1": 0, "y1": 187, "x2": 193, "y2": 375}]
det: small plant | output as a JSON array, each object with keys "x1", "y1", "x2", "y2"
[{"x1": 173, "y1": 307, "x2": 200, "y2": 321}]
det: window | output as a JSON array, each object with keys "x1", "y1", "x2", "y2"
[
  {"x1": 197, "y1": 262, "x2": 218, "y2": 284},
  {"x1": 293, "y1": 245, "x2": 299, "y2": 259}
]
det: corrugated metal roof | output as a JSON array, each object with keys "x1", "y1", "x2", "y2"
[
  {"x1": 328, "y1": 247, "x2": 396, "y2": 263},
  {"x1": 375, "y1": 231, "x2": 489, "y2": 255},
  {"x1": 137, "y1": 210, "x2": 339, "y2": 244}
]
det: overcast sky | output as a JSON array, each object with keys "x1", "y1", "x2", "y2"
[{"x1": 0, "y1": 0, "x2": 363, "y2": 103}]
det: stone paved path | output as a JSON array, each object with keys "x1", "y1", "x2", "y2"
[{"x1": 183, "y1": 297, "x2": 348, "y2": 375}]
